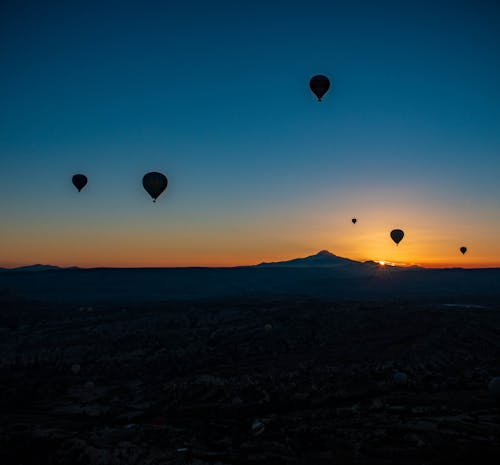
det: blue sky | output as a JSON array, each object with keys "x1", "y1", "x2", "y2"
[{"x1": 1, "y1": 0, "x2": 499, "y2": 267}]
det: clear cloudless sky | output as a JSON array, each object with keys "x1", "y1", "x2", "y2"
[{"x1": 1, "y1": 0, "x2": 499, "y2": 268}]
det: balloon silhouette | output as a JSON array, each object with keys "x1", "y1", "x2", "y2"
[
  {"x1": 390, "y1": 229, "x2": 404, "y2": 245},
  {"x1": 460, "y1": 246, "x2": 467, "y2": 255},
  {"x1": 143, "y1": 172, "x2": 168, "y2": 202},
  {"x1": 352, "y1": 218, "x2": 357, "y2": 224},
  {"x1": 72, "y1": 174, "x2": 87, "y2": 192},
  {"x1": 309, "y1": 75, "x2": 331, "y2": 101}
]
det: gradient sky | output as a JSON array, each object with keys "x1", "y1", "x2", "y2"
[{"x1": 1, "y1": 0, "x2": 499, "y2": 268}]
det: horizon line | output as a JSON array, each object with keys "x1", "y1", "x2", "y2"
[{"x1": 2, "y1": 251, "x2": 499, "y2": 272}]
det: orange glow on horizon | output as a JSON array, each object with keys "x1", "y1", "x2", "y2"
[
  {"x1": 1, "y1": 248, "x2": 498, "y2": 270},
  {"x1": 1, "y1": 185, "x2": 499, "y2": 269}
]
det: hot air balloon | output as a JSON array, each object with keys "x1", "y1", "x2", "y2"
[
  {"x1": 352, "y1": 218, "x2": 357, "y2": 224},
  {"x1": 72, "y1": 174, "x2": 87, "y2": 192},
  {"x1": 460, "y1": 246, "x2": 467, "y2": 255},
  {"x1": 142, "y1": 172, "x2": 168, "y2": 202},
  {"x1": 309, "y1": 75, "x2": 331, "y2": 101},
  {"x1": 390, "y1": 229, "x2": 404, "y2": 245}
]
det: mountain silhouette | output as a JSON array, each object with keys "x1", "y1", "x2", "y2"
[
  {"x1": 0, "y1": 264, "x2": 79, "y2": 273},
  {"x1": 257, "y1": 250, "x2": 364, "y2": 268},
  {"x1": 0, "y1": 255, "x2": 498, "y2": 302}
]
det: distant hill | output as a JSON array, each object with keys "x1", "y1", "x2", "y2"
[
  {"x1": 0, "y1": 258, "x2": 499, "y2": 303},
  {"x1": 0, "y1": 264, "x2": 79, "y2": 273},
  {"x1": 258, "y1": 250, "x2": 368, "y2": 268}
]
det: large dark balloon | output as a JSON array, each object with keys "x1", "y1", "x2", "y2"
[
  {"x1": 143, "y1": 172, "x2": 168, "y2": 202},
  {"x1": 72, "y1": 174, "x2": 87, "y2": 192},
  {"x1": 309, "y1": 75, "x2": 331, "y2": 101},
  {"x1": 460, "y1": 246, "x2": 467, "y2": 255},
  {"x1": 390, "y1": 229, "x2": 404, "y2": 245},
  {"x1": 352, "y1": 218, "x2": 357, "y2": 224}
]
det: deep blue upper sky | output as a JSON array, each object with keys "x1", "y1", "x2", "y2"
[{"x1": 1, "y1": 0, "x2": 499, "y2": 267}]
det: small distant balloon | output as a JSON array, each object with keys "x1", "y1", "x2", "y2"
[
  {"x1": 72, "y1": 174, "x2": 87, "y2": 192},
  {"x1": 142, "y1": 172, "x2": 168, "y2": 202},
  {"x1": 390, "y1": 229, "x2": 404, "y2": 245},
  {"x1": 352, "y1": 218, "x2": 357, "y2": 224},
  {"x1": 460, "y1": 246, "x2": 467, "y2": 255},
  {"x1": 309, "y1": 75, "x2": 331, "y2": 101},
  {"x1": 264, "y1": 323, "x2": 273, "y2": 332}
]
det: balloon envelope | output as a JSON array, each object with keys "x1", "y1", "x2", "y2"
[
  {"x1": 72, "y1": 174, "x2": 87, "y2": 192},
  {"x1": 143, "y1": 172, "x2": 168, "y2": 201},
  {"x1": 309, "y1": 75, "x2": 331, "y2": 101},
  {"x1": 352, "y1": 218, "x2": 357, "y2": 224},
  {"x1": 460, "y1": 246, "x2": 467, "y2": 255},
  {"x1": 390, "y1": 229, "x2": 404, "y2": 245}
]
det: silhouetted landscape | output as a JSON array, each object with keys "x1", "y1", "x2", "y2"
[
  {"x1": 3, "y1": 1, "x2": 500, "y2": 463},
  {"x1": 1, "y1": 251, "x2": 500, "y2": 304},
  {"x1": 1, "y1": 252, "x2": 500, "y2": 464}
]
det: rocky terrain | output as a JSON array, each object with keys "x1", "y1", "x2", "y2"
[{"x1": 1, "y1": 294, "x2": 500, "y2": 464}]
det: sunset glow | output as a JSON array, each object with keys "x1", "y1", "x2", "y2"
[
  {"x1": 0, "y1": 2, "x2": 499, "y2": 270},
  {"x1": 2, "y1": 4, "x2": 500, "y2": 463}
]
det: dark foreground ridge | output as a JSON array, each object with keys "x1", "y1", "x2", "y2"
[
  {"x1": 1, "y1": 296, "x2": 499, "y2": 464},
  {"x1": 1, "y1": 251, "x2": 499, "y2": 304}
]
